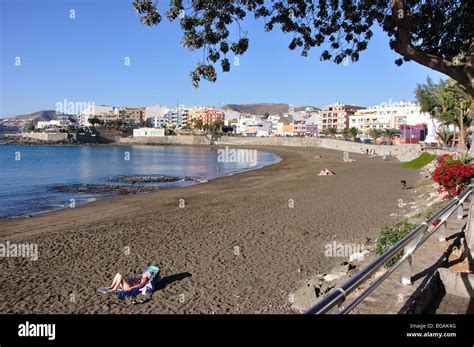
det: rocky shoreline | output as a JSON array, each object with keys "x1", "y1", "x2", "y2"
[
  {"x1": 2, "y1": 136, "x2": 70, "y2": 145},
  {"x1": 52, "y1": 175, "x2": 196, "y2": 196},
  {"x1": 109, "y1": 175, "x2": 195, "y2": 184},
  {"x1": 54, "y1": 183, "x2": 162, "y2": 195}
]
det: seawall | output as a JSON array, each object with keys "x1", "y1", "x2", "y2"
[
  {"x1": 120, "y1": 135, "x2": 211, "y2": 146},
  {"x1": 218, "y1": 136, "x2": 422, "y2": 162}
]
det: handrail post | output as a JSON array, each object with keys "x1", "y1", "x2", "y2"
[
  {"x1": 438, "y1": 221, "x2": 448, "y2": 242},
  {"x1": 401, "y1": 253, "x2": 413, "y2": 285},
  {"x1": 457, "y1": 202, "x2": 464, "y2": 219},
  {"x1": 401, "y1": 233, "x2": 422, "y2": 285}
]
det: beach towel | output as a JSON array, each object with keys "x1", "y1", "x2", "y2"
[
  {"x1": 116, "y1": 288, "x2": 140, "y2": 299},
  {"x1": 139, "y1": 265, "x2": 161, "y2": 295}
]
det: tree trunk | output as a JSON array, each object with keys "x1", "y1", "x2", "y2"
[
  {"x1": 471, "y1": 96, "x2": 474, "y2": 120},
  {"x1": 459, "y1": 111, "x2": 465, "y2": 149}
]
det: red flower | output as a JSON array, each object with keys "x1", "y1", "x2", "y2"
[{"x1": 431, "y1": 155, "x2": 473, "y2": 199}]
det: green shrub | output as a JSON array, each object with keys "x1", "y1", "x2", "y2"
[
  {"x1": 400, "y1": 152, "x2": 437, "y2": 169},
  {"x1": 375, "y1": 219, "x2": 417, "y2": 268}
]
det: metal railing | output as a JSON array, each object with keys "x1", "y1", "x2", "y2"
[{"x1": 306, "y1": 185, "x2": 472, "y2": 315}]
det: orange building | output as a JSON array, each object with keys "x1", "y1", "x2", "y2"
[
  {"x1": 188, "y1": 107, "x2": 225, "y2": 128},
  {"x1": 282, "y1": 123, "x2": 294, "y2": 134}
]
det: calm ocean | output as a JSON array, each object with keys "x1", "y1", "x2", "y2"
[{"x1": 0, "y1": 145, "x2": 280, "y2": 218}]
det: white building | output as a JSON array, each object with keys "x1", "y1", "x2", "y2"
[
  {"x1": 37, "y1": 119, "x2": 69, "y2": 129},
  {"x1": 169, "y1": 106, "x2": 192, "y2": 128},
  {"x1": 133, "y1": 128, "x2": 165, "y2": 137},
  {"x1": 268, "y1": 115, "x2": 281, "y2": 135},
  {"x1": 144, "y1": 104, "x2": 169, "y2": 128},
  {"x1": 349, "y1": 108, "x2": 390, "y2": 139},
  {"x1": 79, "y1": 105, "x2": 118, "y2": 126},
  {"x1": 349, "y1": 101, "x2": 439, "y2": 142},
  {"x1": 236, "y1": 115, "x2": 263, "y2": 136}
]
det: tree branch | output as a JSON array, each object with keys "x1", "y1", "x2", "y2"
[{"x1": 391, "y1": 0, "x2": 473, "y2": 96}]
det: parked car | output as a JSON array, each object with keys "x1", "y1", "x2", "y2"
[
  {"x1": 363, "y1": 139, "x2": 373, "y2": 144},
  {"x1": 354, "y1": 138, "x2": 362, "y2": 143}
]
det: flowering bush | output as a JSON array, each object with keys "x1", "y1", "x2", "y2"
[{"x1": 432, "y1": 154, "x2": 474, "y2": 199}]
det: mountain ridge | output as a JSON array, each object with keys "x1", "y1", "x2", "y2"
[{"x1": 223, "y1": 103, "x2": 319, "y2": 115}]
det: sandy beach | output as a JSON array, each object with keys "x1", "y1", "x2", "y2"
[{"x1": 0, "y1": 145, "x2": 419, "y2": 314}]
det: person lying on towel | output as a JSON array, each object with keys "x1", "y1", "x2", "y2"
[{"x1": 98, "y1": 265, "x2": 160, "y2": 296}]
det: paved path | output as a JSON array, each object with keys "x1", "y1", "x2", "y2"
[{"x1": 350, "y1": 206, "x2": 468, "y2": 314}]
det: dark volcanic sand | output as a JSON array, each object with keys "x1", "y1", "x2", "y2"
[{"x1": 0, "y1": 146, "x2": 418, "y2": 314}]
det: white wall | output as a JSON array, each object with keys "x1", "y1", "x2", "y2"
[{"x1": 133, "y1": 128, "x2": 165, "y2": 137}]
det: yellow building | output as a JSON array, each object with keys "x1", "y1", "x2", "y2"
[
  {"x1": 120, "y1": 107, "x2": 145, "y2": 126},
  {"x1": 350, "y1": 108, "x2": 390, "y2": 139}
]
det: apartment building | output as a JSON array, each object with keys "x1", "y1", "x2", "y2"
[
  {"x1": 120, "y1": 107, "x2": 145, "y2": 127},
  {"x1": 276, "y1": 114, "x2": 294, "y2": 136},
  {"x1": 79, "y1": 105, "x2": 119, "y2": 126},
  {"x1": 188, "y1": 107, "x2": 225, "y2": 128},
  {"x1": 236, "y1": 115, "x2": 262, "y2": 136},
  {"x1": 144, "y1": 104, "x2": 168, "y2": 127},
  {"x1": 349, "y1": 101, "x2": 439, "y2": 142},
  {"x1": 319, "y1": 103, "x2": 365, "y2": 132},
  {"x1": 350, "y1": 108, "x2": 391, "y2": 139}
]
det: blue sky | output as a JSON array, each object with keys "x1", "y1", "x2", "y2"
[{"x1": 0, "y1": 0, "x2": 445, "y2": 118}]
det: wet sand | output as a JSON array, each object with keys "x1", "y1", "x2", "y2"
[{"x1": 0, "y1": 146, "x2": 419, "y2": 313}]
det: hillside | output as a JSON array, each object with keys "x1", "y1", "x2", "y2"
[
  {"x1": 294, "y1": 105, "x2": 321, "y2": 112},
  {"x1": 223, "y1": 103, "x2": 290, "y2": 115},
  {"x1": 14, "y1": 110, "x2": 60, "y2": 122},
  {"x1": 0, "y1": 110, "x2": 64, "y2": 133},
  {"x1": 223, "y1": 103, "x2": 320, "y2": 115}
]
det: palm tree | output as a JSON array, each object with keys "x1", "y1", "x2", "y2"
[
  {"x1": 382, "y1": 128, "x2": 399, "y2": 145},
  {"x1": 27, "y1": 123, "x2": 35, "y2": 132},
  {"x1": 348, "y1": 127, "x2": 360, "y2": 140},
  {"x1": 435, "y1": 127, "x2": 453, "y2": 147},
  {"x1": 323, "y1": 126, "x2": 338, "y2": 139},
  {"x1": 368, "y1": 128, "x2": 382, "y2": 144},
  {"x1": 416, "y1": 77, "x2": 471, "y2": 149},
  {"x1": 211, "y1": 120, "x2": 224, "y2": 133},
  {"x1": 89, "y1": 117, "x2": 100, "y2": 127},
  {"x1": 192, "y1": 118, "x2": 204, "y2": 130}
]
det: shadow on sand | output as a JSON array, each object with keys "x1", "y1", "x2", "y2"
[{"x1": 155, "y1": 272, "x2": 192, "y2": 291}]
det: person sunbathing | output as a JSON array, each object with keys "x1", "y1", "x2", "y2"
[
  {"x1": 100, "y1": 269, "x2": 153, "y2": 293},
  {"x1": 318, "y1": 168, "x2": 335, "y2": 176},
  {"x1": 343, "y1": 158, "x2": 356, "y2": 163},
  {"x1": 314, "y1": 155, "x2": 322, "y2": 159}
]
